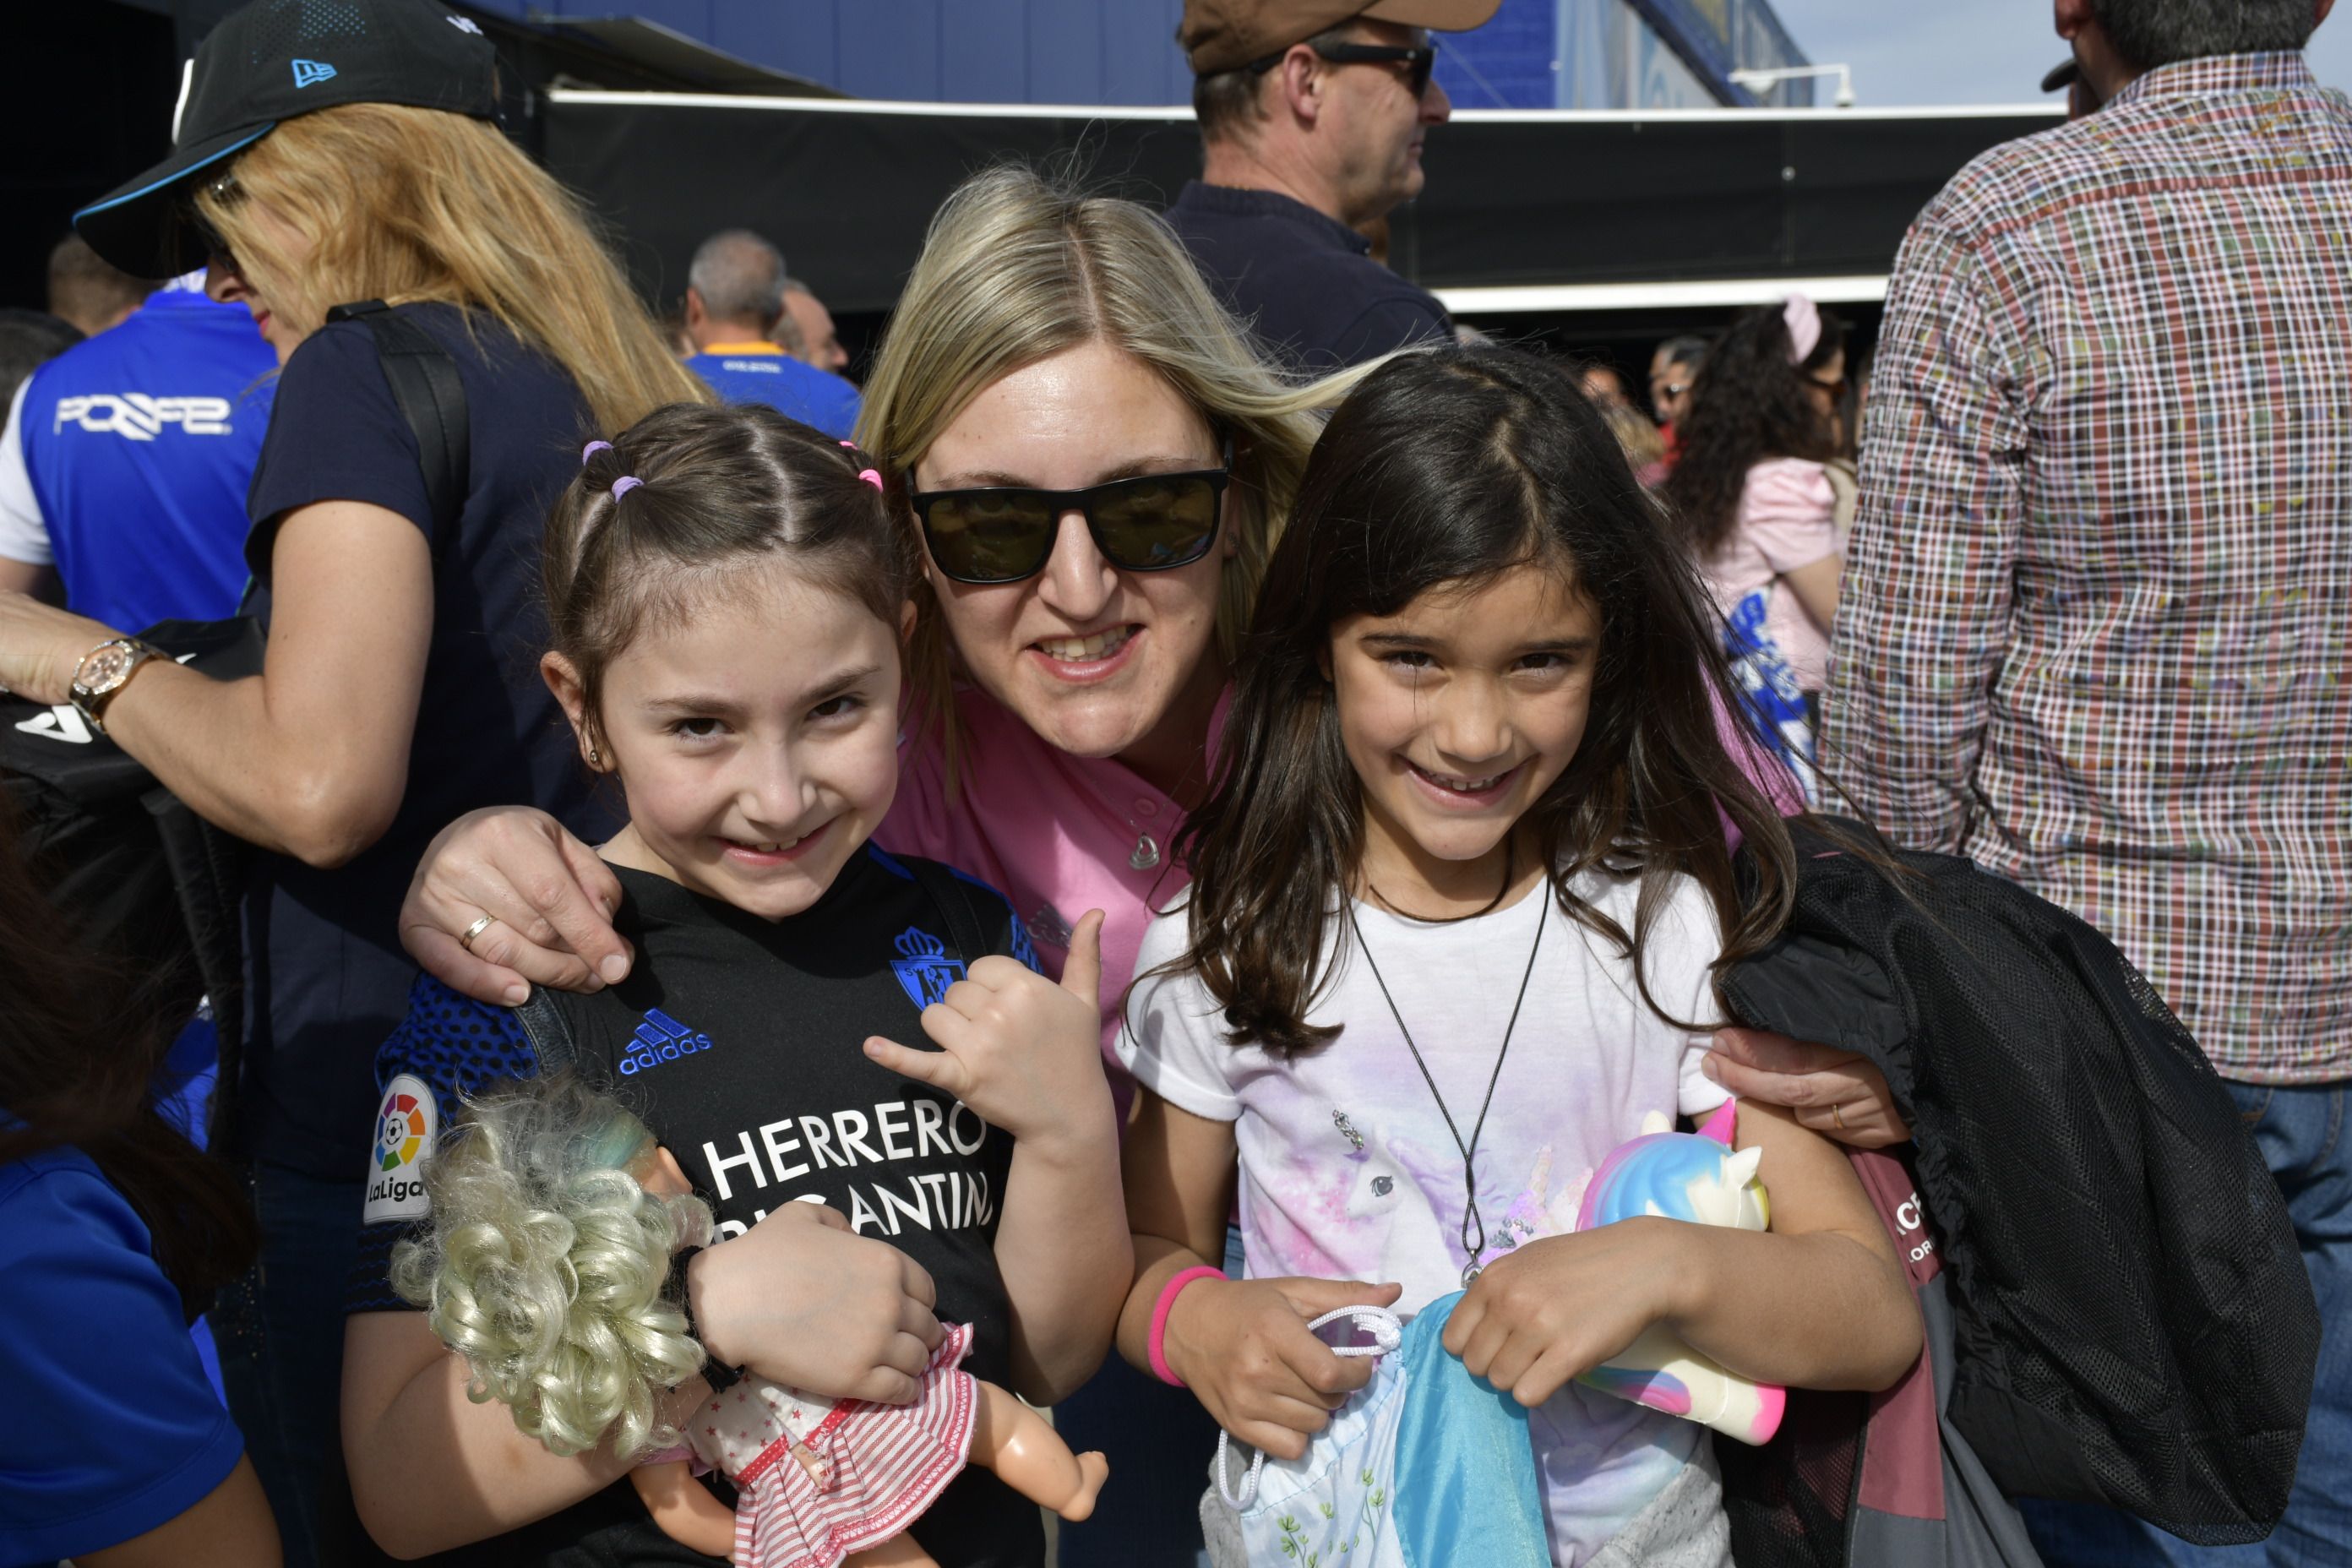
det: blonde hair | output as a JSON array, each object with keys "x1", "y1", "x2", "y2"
[
  {"x1": 855, "y1": 166, "x2": 1375, "y2": 773},
  {"x1": 194, "y1": 103, "x2": 708, "y2": 434},
  {"x1": 389, "y1": 1074, "x2": 711, "y2": 1460}
]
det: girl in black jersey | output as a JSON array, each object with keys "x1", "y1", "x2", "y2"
[{"x1": 340, "y1": 404, "x2": 1129, "y2": 1568}]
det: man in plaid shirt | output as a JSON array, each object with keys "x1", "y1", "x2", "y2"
[{"x1": 1824, "y1": 0, "x2": 2349, "y2": 1560}]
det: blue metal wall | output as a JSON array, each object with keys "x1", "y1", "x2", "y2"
[
  {"x1": 462, "y1": 0, "x2": 1803, "y2": 109},
  {"x1": 461, "y1": 0, "x2": 1194, "y2": 103},
  {"x1": 1435, "y1": 0, "x2": 1813, "y2": 109}
]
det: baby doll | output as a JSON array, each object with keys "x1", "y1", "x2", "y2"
[{"x1": 389, "y1": 1073, "x2": 1107, "y2": 1567}]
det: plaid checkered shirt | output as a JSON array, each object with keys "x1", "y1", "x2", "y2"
[{"x1": 1823, "y1": 53, "x2": 2352, "y2": 1084}]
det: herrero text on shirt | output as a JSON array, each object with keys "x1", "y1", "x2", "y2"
[{"x1": 700, "y1": 1096, "x2": 996, "y2": 1240}]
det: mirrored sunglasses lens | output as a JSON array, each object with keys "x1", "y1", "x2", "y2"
[
  {"x1": 1093, "y1": 476, "x2": 1220, "y2": 569},
  {"x1": 924, "y1": 492, "x2": 1056, "y2": 581}
]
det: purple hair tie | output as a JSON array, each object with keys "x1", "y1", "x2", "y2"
[
  {"x1": 610, "y1": 476, "x2": 643, "y2": 499},
  {"x1": 581, "y1": 440, "x2": 612, "y2": 463}
]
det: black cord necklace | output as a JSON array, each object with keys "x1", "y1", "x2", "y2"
[{"x1": 1346, "y1": 863, "x2": 1548, "y2": 1288}]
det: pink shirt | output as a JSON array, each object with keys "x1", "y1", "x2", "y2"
[
  {"x1": 879, "y1": 687, "x2": 1228, "y2": 1116},
  {"x1": 1700, "y1": 456, "x2": 1840, "y2": 690}
]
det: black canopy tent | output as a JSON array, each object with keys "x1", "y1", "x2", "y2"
[{"x1": 538, "y1": 91, "x2": 2059, "y2": 360}]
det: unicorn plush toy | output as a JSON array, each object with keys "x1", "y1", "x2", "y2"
[{"x1": 1574, "y1": 1100, "x2": 1786, "y2": 1445}]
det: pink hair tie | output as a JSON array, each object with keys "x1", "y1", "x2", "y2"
[
  {"x1": 610, "y1": 476, "x2": 642, "y2": 499},
  {"x1": 581, "y1": 439, "x2": 612, "y2": 463},
  {"x1": 1782, "y1": 294, "x2": 1821, "y2": 365},
  {"x1": 857, "y1": 469, "x2": 884, "y2": 491}
]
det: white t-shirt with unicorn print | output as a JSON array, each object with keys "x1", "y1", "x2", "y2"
[{"x1": 1119, "y1": 868, "x2": 1733, "y2": 1567}]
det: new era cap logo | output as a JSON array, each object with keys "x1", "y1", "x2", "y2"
[{"x1": 291, "y1": 58, "x2": 337, "y2": 89}]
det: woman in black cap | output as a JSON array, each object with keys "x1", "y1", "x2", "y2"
[{"x1": 0, "y1": 3, "x2": 715, "y2": 1561}]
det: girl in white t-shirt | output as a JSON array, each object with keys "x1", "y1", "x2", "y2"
[{"x1": 1113, "y1": 347, "x2": 1920, "y2": 1567}]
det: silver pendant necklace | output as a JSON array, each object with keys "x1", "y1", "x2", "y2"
[
  {"x1": 1346, "y1": 866, "x2": 1547, "y2": 1288},
  {"x1": 1129, "y1": 831, "x2": 1160, "y2": 870}
]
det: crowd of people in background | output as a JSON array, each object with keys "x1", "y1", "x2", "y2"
[{"x1": 0, "y1": 0, "x2": 2344, "y2": 1565}]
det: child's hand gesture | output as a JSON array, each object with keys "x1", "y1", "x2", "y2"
[
  {"x1": 1164, "y1": 1275, "x2": 1406, "y2": 1462},
  {"x1": 863, "y1": 910, "x2": 1114, "y2": 1153},
  {"x1": 1442, "y1": 1218, "x2": 1690, "y2": 1407}
]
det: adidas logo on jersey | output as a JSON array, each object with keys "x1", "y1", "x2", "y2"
[
  {"x1": 53, "y1": 395, "x2": 234, "y2": 441},
  {"x1": 620, "y1": 1008, "x2": 714, "y2": 1075}
]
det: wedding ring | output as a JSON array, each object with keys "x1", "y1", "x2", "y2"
[
  {"x1": 459, "y1": 913, "x2": 497, "y2": 955},
  {"x1": 1832, "y1": 1102, "x2": 1848, "y2": 1132}
]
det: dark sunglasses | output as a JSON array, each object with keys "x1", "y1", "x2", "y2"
[
  {"x1": 1250, "y1": 40, "x2": 1438, "y2": 99},
  {"x1": 908, "y1": 437, "x2": 1235, "y2": 585}
]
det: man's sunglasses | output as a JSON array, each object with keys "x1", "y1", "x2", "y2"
[
  {"x1": 907, "y1": 438, "x2": 1234, "y2": 586},
  {"x1": 1250, "y1": 41, "x2": 1438, "y2": 100}
]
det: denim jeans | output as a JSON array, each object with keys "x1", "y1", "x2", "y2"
[
  {"x1": 210, "y1": 1161, "x2": 372, "y2": 1568},
  {"x1": 2023, "y1": 1080, "x2": 2350, "y2": 1566}
]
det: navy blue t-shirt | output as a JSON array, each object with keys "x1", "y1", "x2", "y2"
[
  {"x1": 1163, "y1": 181, "x2": 1453, "y2": 373},
  {"x1": 239, "y1": 302, "x2": 614, "y2": 1177},
  {"x1": 348, "y1": 847, "x2": 1044, "y2": 1568},
  {"x1": 0, "y1": 1146, "x2": 245, "y2": 1567},
  {"x1": 684, "y1": 346, "x2": 861, "y2": 439}
]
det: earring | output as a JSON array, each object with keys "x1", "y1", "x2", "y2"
[{"x1": 586, "y1": 744, "x2": 601, "y2": 767}]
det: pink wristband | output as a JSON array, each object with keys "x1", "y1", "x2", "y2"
[{"x1": 1147, "y1": 1266, "x2": 1226, "y2": 1387}]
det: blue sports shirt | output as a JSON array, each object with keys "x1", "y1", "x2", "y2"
[
  {"x1": 684, "y1": 341, "x2": 861, "y2": 440},
  {"x1": 0, "y1": 1146, "x2": 245, "y2": 1565},
  {"x1": 0, "y1": 278, "x2": 276, "y2": 632}
]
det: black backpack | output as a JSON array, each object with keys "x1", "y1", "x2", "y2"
[
  {"x1": 1718, "y1": 818, "x2": 2317, "y2": 1548},
  {"x1": 0, "y1": 302, "x2": 466, "y2": 1154}
]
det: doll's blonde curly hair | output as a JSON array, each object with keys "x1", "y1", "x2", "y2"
[{"x1": 389, "y1": 1073, "x2": 712, "y2": 1458}]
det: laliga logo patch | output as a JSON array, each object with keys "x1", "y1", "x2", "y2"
[
  {"x1": 890, "y1": 927, "x2": 965, "y2": 1010},
  {"x1": 362, "y1": 1074, "x2": 437, "y2": 1222}
]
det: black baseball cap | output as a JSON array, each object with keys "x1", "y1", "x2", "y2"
[{"x1": 74, "y1": 0, "x2": 500, "y2": 280}]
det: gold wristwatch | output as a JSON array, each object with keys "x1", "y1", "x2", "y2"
[{"x1": 69, "y1": 638, "x2": 164, "y2": 736}]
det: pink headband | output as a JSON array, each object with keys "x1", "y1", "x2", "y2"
[{"x1": 1783, "y1": 294, "x2": 1821, "y2": 365}]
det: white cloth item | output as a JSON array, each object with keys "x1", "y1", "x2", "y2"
[
  {"x1": 0, "y1": 380, "x2": 52, "y2": 565},
  {"x1": 1121, "y1": 868, "x2": 1733, "y2": 1565}
]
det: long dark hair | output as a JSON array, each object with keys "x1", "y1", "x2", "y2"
[
  {"x1": 1171, "y1": 346, "x2": 1799, "y2": 1058},
  {"x1": 0, "y1": 803, "x2": 258, "y2": 1310},
  {"x1": 1663, "y1": 299, "x2": 1845, "y2": 560}
]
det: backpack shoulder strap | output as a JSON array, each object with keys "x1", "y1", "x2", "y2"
[
  {"x1": 905, "y1": 858, "x2": 992, "y2": 970},
  {"x1": 324, "y1": 300, "x2": 471, "y2": 536},
  {"x1": 511, "y1": 985, "x2": 582, "y2": 1075}
]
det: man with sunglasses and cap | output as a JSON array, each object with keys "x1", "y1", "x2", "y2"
[{"x1": 1168, "y1": 0, "x2": 1498, "y2": 373}]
